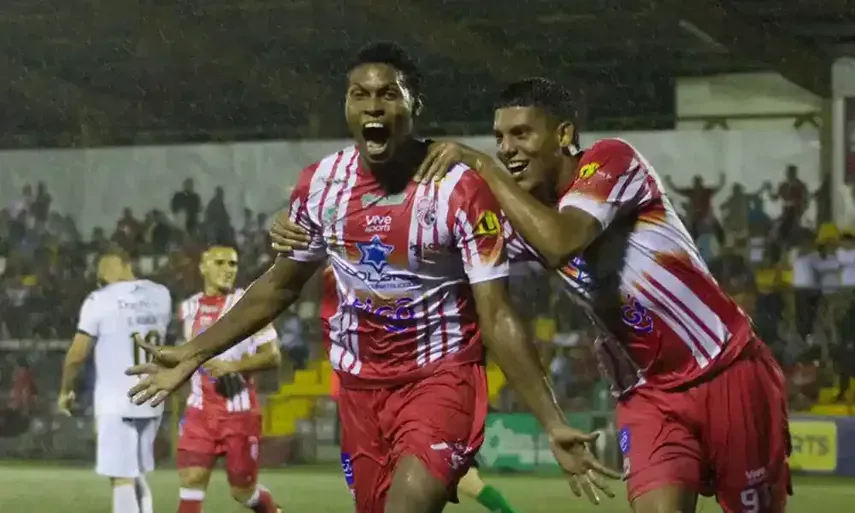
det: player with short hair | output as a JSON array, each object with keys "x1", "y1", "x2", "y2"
[
  {"x1": 319, "y1": 267, "x2": 518, "y2": 513},
  {"x1": 411, "y1": 78, "x2": 791, "y2": 513},
  {"x1": 127, "y1": 42, "x2": 619, "y2": 513},
  {"x1": 271, "y1": 77, "x2": 792, "y2": 513},
  {"x1": 175, "y1": 245, "x2": 282, "y2": 513},
  {"x1": 58, "y1": 246, "x2": 172, "y2": 513}
]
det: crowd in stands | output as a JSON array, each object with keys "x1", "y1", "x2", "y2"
[{"x1": 0, "y1": 162, "x2": 851, "y2": 430}]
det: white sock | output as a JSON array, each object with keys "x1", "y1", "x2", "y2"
[
  {"x1": 242, "y1": 485, "x2": 264, "y2": 507},
  {"x1": 113, "y1": 484, "x2": 141, "y2": 513},
  {"x1": 136, "y1": 476, "x2": 153, "y2": 513},
  {"x1": 180, "y1": 487, "x2": 206, "y2": 502}
]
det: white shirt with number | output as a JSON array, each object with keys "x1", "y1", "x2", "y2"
[{"x1": 77, "y1": 279, "x2": 172, "y2": 418}]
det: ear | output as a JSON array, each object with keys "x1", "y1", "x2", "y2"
[
  {"x1": 557, "y1": 121, "x2": 580, "y2": 156},
  {"x1": 413, "y1": 95, "x2": 425, "y2": 117}
]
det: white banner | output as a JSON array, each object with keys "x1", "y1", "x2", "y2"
[{"x1": 0, "y1": 130, "x2": 820, "y2": 233}]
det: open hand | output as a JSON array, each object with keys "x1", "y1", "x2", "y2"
[
  {"x1": 414, "y1": 141, "x2": 486, "y2": 184},
  {"x1": 131, "y1": 332, "x2": 183, "y2": 367},
  {"x1": 270, "y1": 211, "x2": 310, "y2": 254},
  {"x1": 549, "y1": 425, "x2": 622, "y2": 505},
  {"x1": 126, "y1": 358, "x2": 198, "y2": 407}
]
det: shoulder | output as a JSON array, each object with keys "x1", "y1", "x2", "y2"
[
  {"x1": 584, "y1": 138, "x2": 636, "y2": 161},
  {"x1": 294, "y1": 146, "x2": 359, "y2": 192},
  {"x1": 82, "y1": 289, "x2": 103, "y2": 308},
  {"x1": 439, "y1": 164, "x2": 493, "y2": 203},
  {"x1": 179, "y1": 292, "x2": 203, "y2": 319}
]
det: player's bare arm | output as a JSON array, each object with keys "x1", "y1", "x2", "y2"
[
  {"x1": 471, "y1": 279, "x2": 620, "y2": 504},
  {"x1": 58, "y1": 331, "x2": 95, "y2": 415},
  {"x1": 418, "y1": 142, "x2": 601, "y2": 268},
  {"x1": 204, "y1": 339, "x2": 281, "y2": 377},
  {"x1": 127, "y1": 257, "x2": 321, "y2": 405}
]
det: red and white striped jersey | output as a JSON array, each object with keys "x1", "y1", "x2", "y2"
[
  {"x1": 179, "y1": 289, "x2": 279, "y2": 414},
  {"x1": 289, "y1": 145, "x2": 509, "y2": 387},
  {"x1": 535, "y1": 138, "x2": 752, "y2": 395}
]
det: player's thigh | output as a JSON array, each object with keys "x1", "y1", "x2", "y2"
[
  {"x1": 703, "y1": 345, "x2": 791, "y2": 512},
  {"x1": 135, "y1": 416, "x2": 162, "y2": 474},
  {"x1": 95, "y1": 416, "x2": 142, "y2": 478},
  {"x1": 384, "y1": 363, "x2": 488, "y2": 503},
  {"x1": 339, "y1": 386, "x2": 393, "y2": 513},
  {"x1": 222, "y1": 414, "x2": 263, "y2": 489},
  {"x1": 177, "y1": 412, "x2": 219, "y2": 473},
  {"x1": 616, "y1": 389, "x2": 704, "y2": 508}
]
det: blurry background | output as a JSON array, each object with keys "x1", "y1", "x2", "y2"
[{"x1": 1, "y1": 0, "x2": 855, "y2": 510}]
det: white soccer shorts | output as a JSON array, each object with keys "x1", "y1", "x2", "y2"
[{"x1": 95, "y1": 415, "x2": 162, "y2": 478}]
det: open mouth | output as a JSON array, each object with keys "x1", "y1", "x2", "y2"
[
  {"x1": 506, "y1": 161, "x2": 528, "y2": 176},
  {"x1": 362, "y1": 122, "x2": 392, "y2": 156}
]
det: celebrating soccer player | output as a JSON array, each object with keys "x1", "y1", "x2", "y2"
[
  {"x1": 272, "y1": 78, "x2": 793, "y2": 513},
  {"x1": 126, "y1": 43, "x2": 618, "y2": 513},
  {"x1": 58, "y1": 247, "x2": 172, "y2": 513},
  {"x1": 174, "y1": 245, "x2": 283, "y2": 513}
]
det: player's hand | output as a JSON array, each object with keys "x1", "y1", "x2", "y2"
[
  {"x1": 549, "y1": 425, "x2": 622, "y2": 505},
  {"x1": 270, "y1": 212, "x2": 310, "y2": 254},
  {"x1": 57, "y1": 391, "x2": 76, "y2": 416},
  {"x1": 131, "y1": 333, "x2": 186, "y2": 368},
  {"x1": 126, "y1": 358, "x2": 199, "y2": 407},
  {"x1": 414, "y1": 141, "x2": 487, "y2": 184},
  {"x1": 202, "y1": 359, "x2": 237, "y2": 378}
]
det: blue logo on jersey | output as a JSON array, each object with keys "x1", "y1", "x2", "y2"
[
  {"x1": 357, "y1": 236, "x2": 394, "y2": 273},
  {"x1": 618, "y1": 427, "x2": 631, "y2": 455},
  {"x1": 340, "y1": 452, "x2": 356, "y2": 499}
]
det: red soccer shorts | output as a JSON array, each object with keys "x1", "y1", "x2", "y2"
[
  {"x1": 338, "y1": 362, "x2": 488, "y2": 513},
  {"x1": 177, "y1": 407, "x2": 262, "y2": 488},
  {"x1": 617, "y1": 340, "x2": 791, "y2": 512}
]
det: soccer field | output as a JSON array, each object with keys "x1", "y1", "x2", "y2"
[{"x1": 0, "y1": 465, "x2": 852, "y2": 512}]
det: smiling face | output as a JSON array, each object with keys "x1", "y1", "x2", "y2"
[
  {"x1": 345, "y1": 63, "x2": 416, "y2": 165},
  {"x1": 493, "y1": 106, "x2": 572, "y2": 194}
]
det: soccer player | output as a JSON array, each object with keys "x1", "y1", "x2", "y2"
[
  {"x1": 175, "y1": 245, "x2": 283, "y2": 513},
  {"x1": 127, "y1": 43, "x2": 619, "y2": 513},
  {"x1": 58, "y1": 246, "x2": 172, "y2": 513},
  {"x1": 319, "y1": 266, "x2": 518, "y2": 513},
  {"x1": 271, "y1": 78, "x2": 792, "y2": 513}
]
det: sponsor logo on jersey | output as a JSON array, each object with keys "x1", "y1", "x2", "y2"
[
  {"x1": 410, "y1": 241, "x2": 443, "y2": 261},
  {"x1": 340, "y1": 452, "x2": 356, "y2": 498},
  {"x1": 618, "y1": 426, "x2": 631, "y2": 454},
  {"x1": 473, "y1": 211, "x2": 500, "y2": 236},
  {"x1": 361, "y1": 191, "x2": 407, "y2": 207},
  {"x1": 356, "y1": 235, "x2": 394, "y2": 273},
  {"x1": 346, "y1": 295, "x2": 414, "y2": 333},
  {"x1": 621, "y1": 295, "x2": 654, "y2": 334},
  {"x1": 364, "y1": 215, "x2": 393, "y2": 233},
  {"x1": 416, "y1": 197, "x2": 437, "y2": 228},
  {"x1": 578, "y1": 162, "x2": 599, "y2": 179}
]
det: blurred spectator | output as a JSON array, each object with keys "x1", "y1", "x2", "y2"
[
  {"x1": 278, "y1": 308, "x2": 307, "y2": 370},
  {"x1": 204, "y1": 186, "x2": 234, "y2": 245},
  {"x1": 665, "y1": 173, "x2": 725, "y2": 240},
  {"x1": 142, "y1": 209, "x2": 173, "y2": 254},
  {"x1": 720, "y1": 183, "x2": 769, "y2": 248},
  {"x1": 31, "y1": 182, "x2": 51, "y2": 226},
  {"x1": 753, "y1": 244, "x2": 786, "y2": 353},
  {"x1": 792, "y1": 235, "x2": 820, "y2": 343},
  {"x1": 171, "y1": 178, "x2": 201, "y2": 235},
  {"x1": 112, "y1": 208, "x2": 142, "y2": 252},
  {"x1": 8, "y1": 185, "x2": 33, "y2": 220},
  {"x1": 835, "y1": 230, "x2": 855, "y2": 401},
  {"x1": 768, "y1": 164, "x2": 808, "y2": 244}
]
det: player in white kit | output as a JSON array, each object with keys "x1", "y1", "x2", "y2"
[{"x1": 59, "y1": 247, "x2": 172, "y2": 513}]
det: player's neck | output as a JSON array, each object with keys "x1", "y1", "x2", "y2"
[
  {"x1": 361, "y1": 138, "x2": 425, "y2": 193},
  {"x1": 553, "y1": 154, "x2": 582, "y2": 202},
  {"x1": 203, "y1": 285, "x2": 230, "y2": 297}
]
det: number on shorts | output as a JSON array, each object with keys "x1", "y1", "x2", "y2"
[
  {"x1": 131, "y1": 330, "x2": 162, "y2": 366},
  {"x1": 740, "y1": 484, "x2": 771, "y2": 513}
]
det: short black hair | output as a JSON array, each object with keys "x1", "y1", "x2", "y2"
[
  {"x1": 348, "y1": 41, "x2": 422, "y2": 97},
  {"x1": 495, "y1": 77, "x2": 578, "y2": 126}
]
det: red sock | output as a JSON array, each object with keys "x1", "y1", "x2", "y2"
[
  {"x1": 247, "y1": 485, "x2": 279, "y2": 513},
  {"x1": 178, "y1": 488, "x2": 204, "y2": 513}
]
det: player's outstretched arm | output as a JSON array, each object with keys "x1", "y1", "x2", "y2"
[
  {"x1": 58, "y1": 332, "x2": 94, "y2": 415},
  {"x1": 127, "y1": 257, "x2": 320, "y2": 405}
]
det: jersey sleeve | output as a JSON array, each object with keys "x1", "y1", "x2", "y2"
[
  {"x1": 288, "y1": 163, "x2": 327, "y2": 262},
  {"x1": 558, "y1": 139, "x2": 655, "y2": 231},
  {"x1": 76, "y1": 292, "x2": 100, "y2": 338},
  {"x1": 448, "y1": 167, "x2": 511, "y2": 284}
]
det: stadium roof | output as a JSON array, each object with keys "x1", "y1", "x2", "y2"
[{"x1": 1, "y1": 0, "x2": 852, "y2": 148}]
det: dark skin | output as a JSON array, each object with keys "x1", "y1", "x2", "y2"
[{"x1": 128, "y1": 64, "x2": 618, "y2": 512}]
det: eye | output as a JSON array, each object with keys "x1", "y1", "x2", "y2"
[
  {"x1": 383, "y1": 89, "x2": 400, "y2": 101},
  {"x1": 349, "y1": 89, "x2": 367, "y2": 99}
]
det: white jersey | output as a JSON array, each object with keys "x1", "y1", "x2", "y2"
[{"x1": 77, "y1": 279, "x2": 172, "y2": 418}]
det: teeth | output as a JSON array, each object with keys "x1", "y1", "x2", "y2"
[
  {"x1": 363, "y1": 122, "x2": 384, "y2": 129},
  {"x1": 508, "y1": 162, "x2": 527, "y2": 171}
]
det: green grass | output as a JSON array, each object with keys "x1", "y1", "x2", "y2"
[{"x1": 1, "y1": 464, "x2": 853, "y2": 512}]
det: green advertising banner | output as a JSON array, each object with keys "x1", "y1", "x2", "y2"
[{"x1": 479, "y1": 413, "x2": 601, "y2": 471}]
